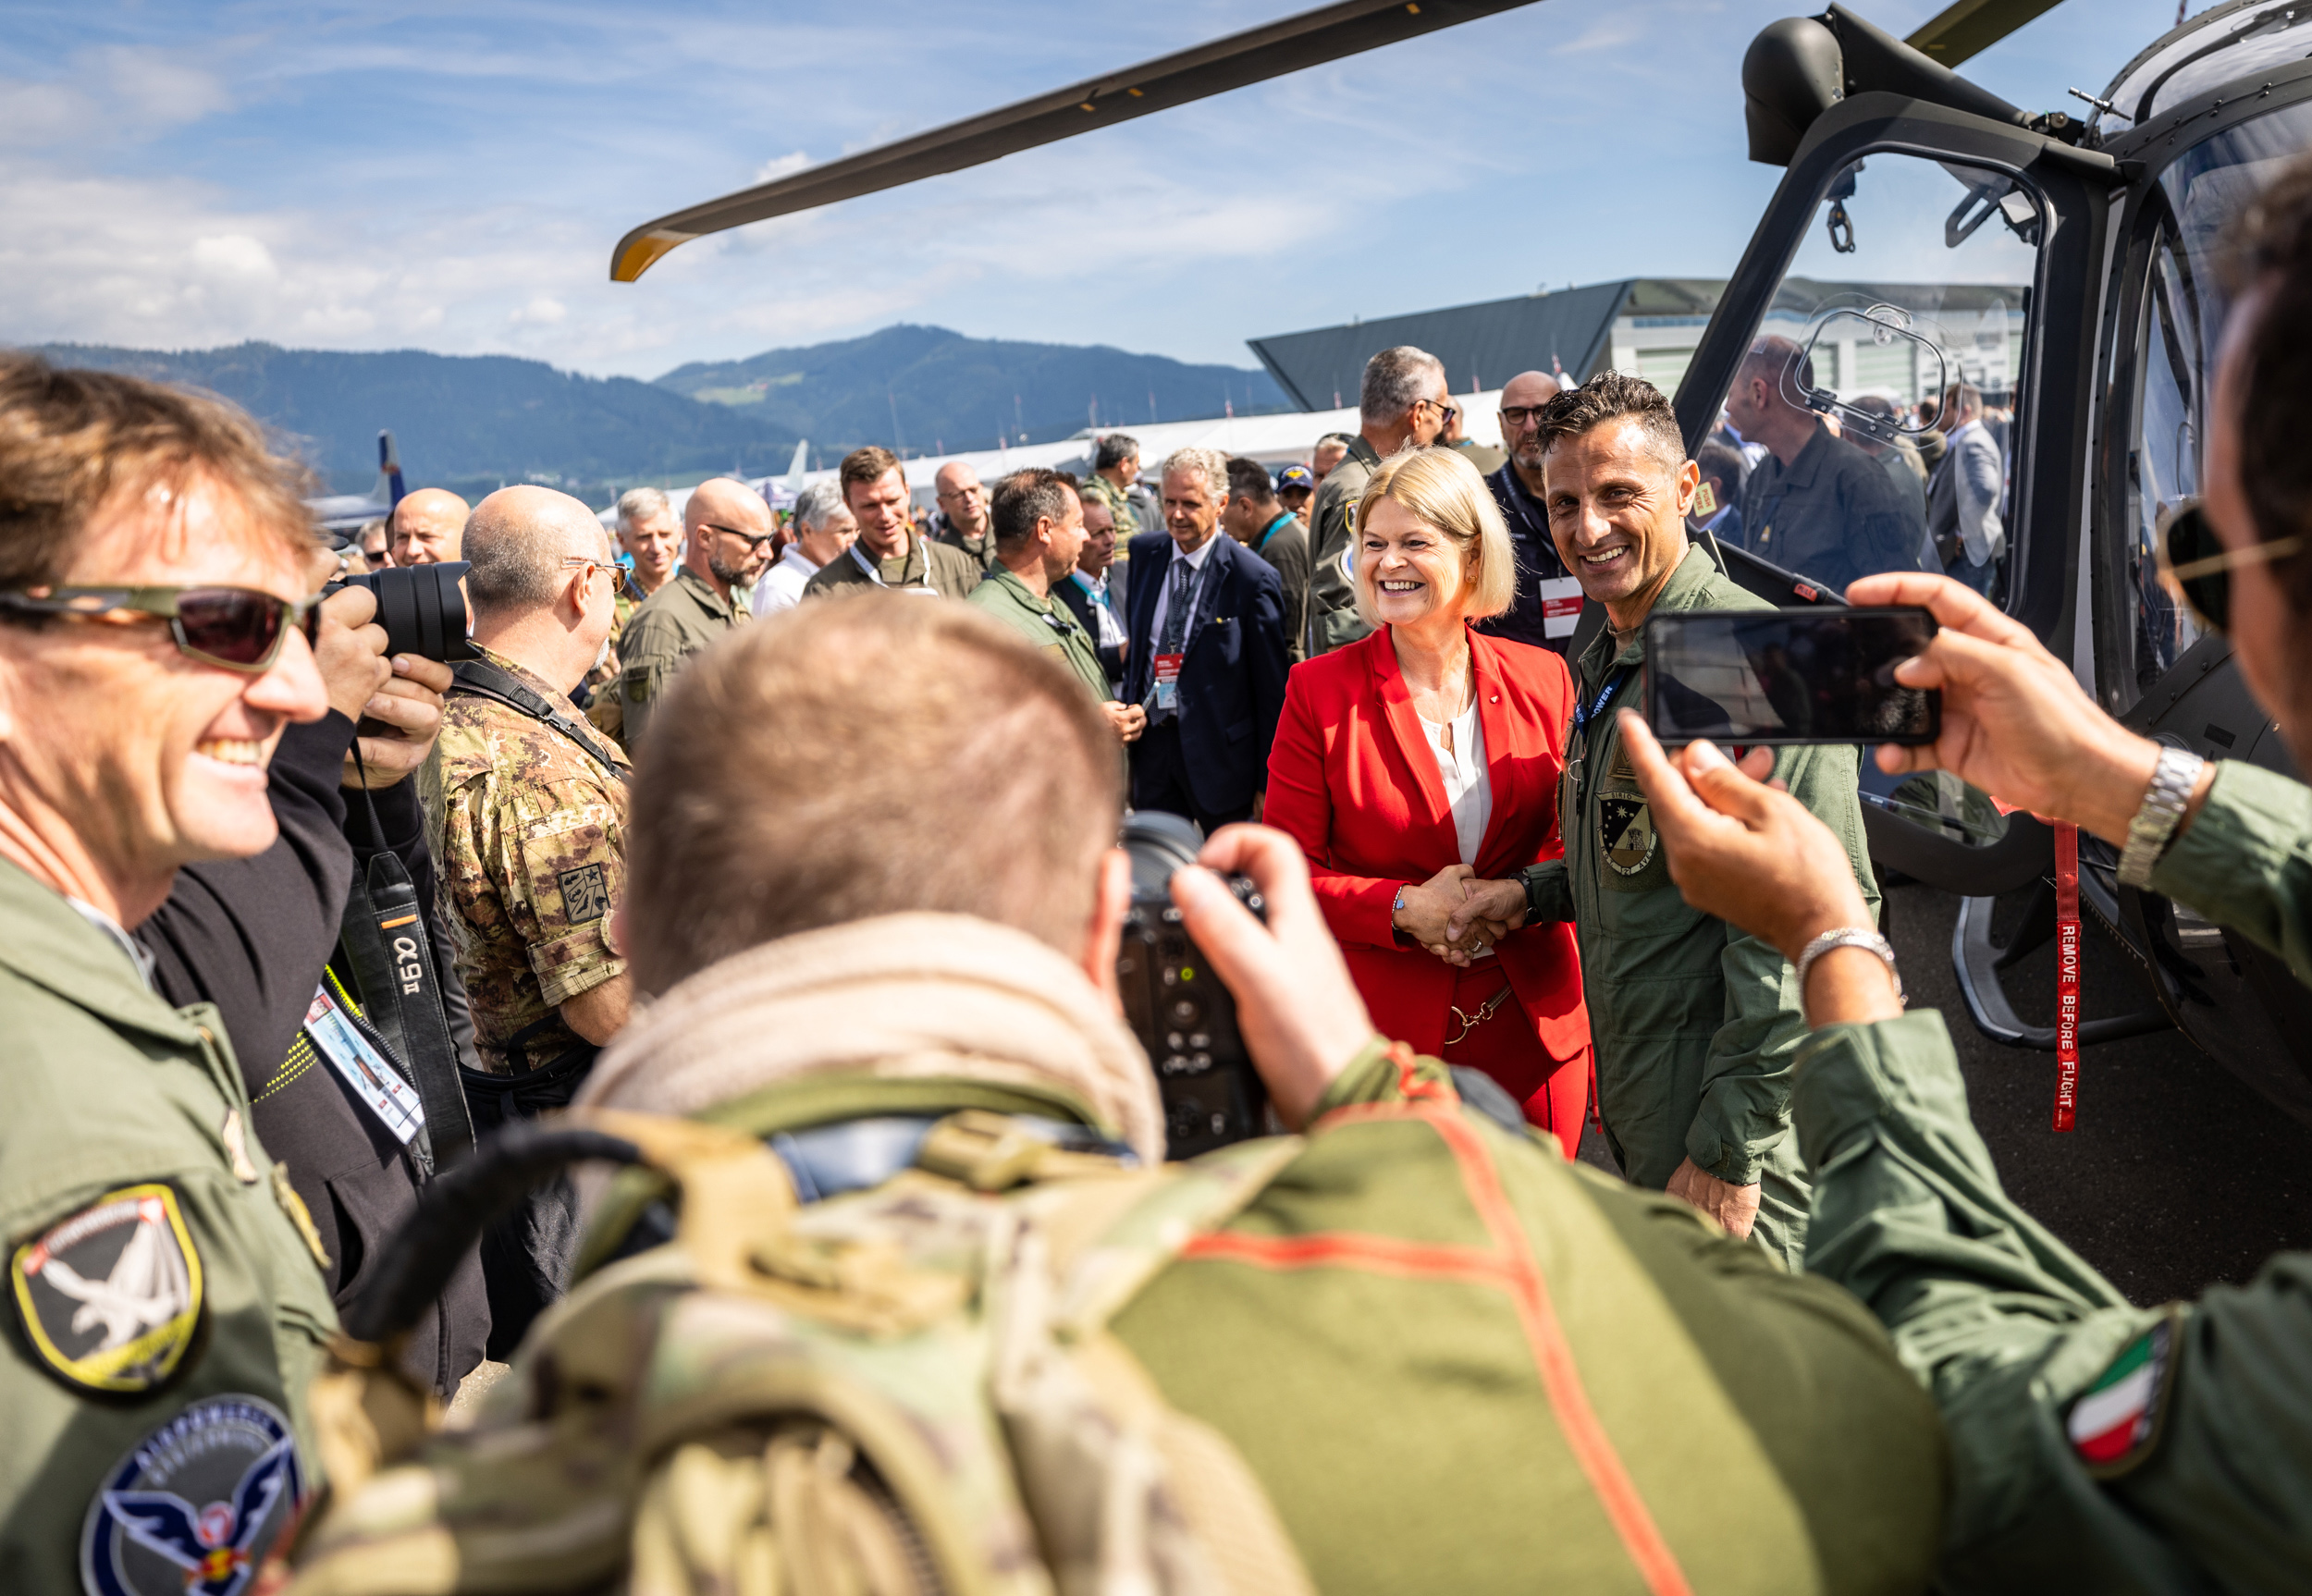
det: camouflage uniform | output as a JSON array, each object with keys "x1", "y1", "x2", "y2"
[
  {"x1": 616, "y1": 567, "x2": 747, "y2": 749},
  {"x1": 420, "y1": 646, "x2": 631, "y2": 1074}
]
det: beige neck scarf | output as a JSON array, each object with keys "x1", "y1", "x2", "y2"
[{"x1": 574, "y1": 912, "x2": 1163, "y2": 1166}]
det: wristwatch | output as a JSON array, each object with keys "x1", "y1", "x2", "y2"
[{"x1": 2117, "y1": 744, "x2": 2207, "y2": 890}]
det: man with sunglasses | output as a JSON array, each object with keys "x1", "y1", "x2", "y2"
[
  {"x1": 1613, "y1": 156, "x2": 2312, "y2": 1588},
  {"x1": 0, "y1": 356, "x2": 344, "y2": 1590},
  {"x1": 1304, "y1": 346, "x2": 1451, "y2": 658},
  {"x1": 615, "y1": 476, "x2": 768, "y2": 749},
  {"x1": 424, "y1": 485, "x2": 634, "y2": 1355},
  {"x1": 1481, "y1": 369, "x2": 1582, "y2": 657}
]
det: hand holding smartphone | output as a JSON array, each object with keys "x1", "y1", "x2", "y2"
[{"x1": 1644, "y1": 607, "x2": 1939, "y2": 746}]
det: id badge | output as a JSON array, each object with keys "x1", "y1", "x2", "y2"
[
  {"x1": 302, "y1": 986, "x2": 426, "y2": 1145},
  {"x1": 1152, "y1": 652, "x2": 1185, "y2": 711},
  {"x1": 1540, "y1": 576, "x2": 1584, "y2": 639}
]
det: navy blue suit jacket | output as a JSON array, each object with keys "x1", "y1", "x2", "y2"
[{"x1": 1123, "y1": 532, "x2": 1291, "y2": 816}]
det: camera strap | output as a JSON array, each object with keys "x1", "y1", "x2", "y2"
[
  {"x1": 450, "y1": 658, "x2": 630, "y2": 784},
  {"x1": 336, "y1": 845, "x2": 476, "y2": 1169}
]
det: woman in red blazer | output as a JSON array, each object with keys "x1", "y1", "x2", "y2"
[{"x1": 1265, "y1": 446, "x2": 1592, "y2": 1152}]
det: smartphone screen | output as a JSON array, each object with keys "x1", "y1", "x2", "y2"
[{"x1": 1644, "y1": 607, "x2": 1939, "y2": 745}]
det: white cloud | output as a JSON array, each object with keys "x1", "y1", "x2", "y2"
[
  {"x1": 510, "y1": 295, "x2": 569, "y2": 325},
  {"x1": 191, "y1": 235, "x2": 279, "y2": 283},
  {"x1": 752, "y1": 151, "x2": 811, "y2": 186}
]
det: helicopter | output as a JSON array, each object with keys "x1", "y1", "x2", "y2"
[{"x1": 608, "y1": 0, "x2": 2312, "y2": 1129}]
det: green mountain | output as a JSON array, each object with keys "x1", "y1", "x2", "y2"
[
  {"x1": 23, "y1": 341, "x2": 789, "y2": 500},
  {"x1": 655, "y1": 324, "x2": 1287, "y2": 458},
  {"x1": 18, "y1": 326, "x2": 1286, "y2": 504}
]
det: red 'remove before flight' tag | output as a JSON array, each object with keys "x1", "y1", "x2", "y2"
[{"x1": 2052, "y1": 822, "x2": 2082, "y2": 1132}]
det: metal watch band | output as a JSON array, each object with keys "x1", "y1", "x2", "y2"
[
  {"x1": 1794, "y1": 927, "x2": 1903, "y2": 1018},
  {"x1": 2117, "y1": 744, "x2": 2207, "y2": 890}
]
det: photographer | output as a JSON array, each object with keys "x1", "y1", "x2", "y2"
[
  {"x1": 300, "y1": 593, "x2": 1947, "y2": 1594},
  {"x1": 139, "y1": 571, "x2": 488, "y2": 1399},
  {"x1": 1612, "y1": 159, "x2": 2312, "y2": 1591}
]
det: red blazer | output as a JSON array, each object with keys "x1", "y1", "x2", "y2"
[{"x1": 1264, "y1": 625, "x2": 1590, "y2": 1063}]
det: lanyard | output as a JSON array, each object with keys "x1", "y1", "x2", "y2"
[
  {"x1": 1566, "y1": 665, "x2": 1636, "y2": 805},
  {"x1": 2052, "y1": 823, "x2": 2082, "y2": 1132},
  {"x1": 1257, "y1": 512, "x2": 1295, "y2": 553}
]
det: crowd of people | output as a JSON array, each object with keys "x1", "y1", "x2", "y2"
[{"x1": 0, "y1": 147, "x2": 2305, "y2": 1596}]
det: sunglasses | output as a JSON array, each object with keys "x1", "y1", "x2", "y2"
[
  {"x1": 702, "y1": 522, "x2": 778, "y2": 554},
  {"x1": 2157, "y1": 500, "x2": 2306, "y2": 632},
  {"x1": 0, "y1": 584, "x2": 319, "y2": 671},
  {"x1": 562, "y1": 556, "x2": 643, "y2": 601},
  {"x1": 1420, "y1": 398, "x2": 1461, "y2": 425}
]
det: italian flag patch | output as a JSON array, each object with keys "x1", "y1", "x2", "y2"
[{"x1": 2066, "y1": 1318, "x2": 2175, "y2": 1472}]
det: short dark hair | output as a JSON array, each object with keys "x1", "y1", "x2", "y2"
[
  {"x1": 2225, "y1": 152, "x2": 2312, "y2": 618},
  {"x1": 990, "y1": 468, "x2": 1076, "y2": 546},
  {"x1": 1094, "y1": 434, "x2": 1140, "y2": 472},
  {"x1": 1532, "y1": 372, "x2": 1686, "y2": 474},
  {"x1": 0, "y1": 354, "x2": 315, "y2": 589},
  {"x1": 1224, "y1": 456, "x2": 1276, "y2": 506},
  {"x1": 626, "y1": 595, "x2": 1119, "y2": 990},
  {"x1": 840, "y1": 446, "x2": 903, "y2": 504},
  {"x1": 1695, "y1": 437, "x2": 1746, "y2": 497}
]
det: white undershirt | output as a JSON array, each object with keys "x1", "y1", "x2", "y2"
[{"x1": 1420, "y1": 699, "x2": 1492, "y2": 866}]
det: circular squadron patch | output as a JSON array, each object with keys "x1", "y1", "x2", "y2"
[
  {"x1": 12, "y1": 1184, "x2": 201, "y2": 1393},
  {"x1": 1599, "y1": 792, "x2": 1658, "y2": 876},
  {"x1": 81, "y1": 1395, "x2": 302, "y2": 1596}
]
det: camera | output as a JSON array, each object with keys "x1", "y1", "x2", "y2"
[
  {"x1": 1115, "y1": 811, "x2": 1268, "y2": 1159},
  {"x1": 326, "y1": 562, "x2": 478, "y2": 665}
]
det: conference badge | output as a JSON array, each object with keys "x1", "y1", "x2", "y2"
[{"x1": 12, "y1": 1184, "x2": 201, "y2": 1393}]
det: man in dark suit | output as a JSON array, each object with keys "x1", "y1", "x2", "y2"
[{"x1": 1123, "y1": 448, "x2": 1291, "y2": 830}]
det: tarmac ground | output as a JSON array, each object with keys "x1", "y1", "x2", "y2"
[{"x1": 1579, "y1": 878, "x2": 2312, "y2": 1306}]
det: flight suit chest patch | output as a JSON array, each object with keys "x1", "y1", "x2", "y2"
[
  {"x1": 81, "y1": 1393, "x2": 304, "y2": 1596},
  {"x1": 12, "y1": 1184, "x2": 203, "y2": 1393},
  {"x1": 1595, "y1": 737, "x2": 1660, "y2": 882}
]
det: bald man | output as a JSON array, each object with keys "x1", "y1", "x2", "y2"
[
  {"x1": 615, "y1": 476, "x2": 768, "y2": 748},
  {"x1": 390, "y1": 486, "x2": 470, "y2": 567},
  {"x1": 1482, "y1": 370, "x2": 1583, "y2": 655},
  {"x1": 933, "y1": 460, "x2": 997, "y2": 571},
  {"x1": 420, "y1": 485, "x2": 633, "y2": 1353}
]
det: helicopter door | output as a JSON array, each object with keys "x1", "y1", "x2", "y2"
[{"x1": 1671, "y1": 92, "x2": 2117, "y2": 894}]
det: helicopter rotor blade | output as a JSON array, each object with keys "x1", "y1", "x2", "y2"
[
  {"x1": 610, "y1": 0, "x2": 1543, "y2": 282},
  {"x1": 1904, "y1": 0, "x2": 2067, "y2": 67}
]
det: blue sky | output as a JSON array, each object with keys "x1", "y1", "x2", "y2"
[{"x1": 0, "y1": 0, "x2": 2190, "y2": 378}]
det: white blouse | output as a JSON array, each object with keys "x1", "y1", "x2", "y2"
[{"x1": 1420, "y1": 698, "x2": 1492, "y2": 866}]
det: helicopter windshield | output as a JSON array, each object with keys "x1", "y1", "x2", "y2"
[
  {"x1": 2102, "y1": 4, "x2": 2312, "y2": 131},
  {"x1": 2121, "y1": 96, "x2": 2312, "y2": 706}
]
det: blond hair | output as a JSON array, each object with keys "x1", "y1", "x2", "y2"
[
  {"x1": 1350, "y1": 446, "x2": 1516, "y2": 627},
  {"x1": 624, "y1": 592, "x2": 1121, "y2": 993}
]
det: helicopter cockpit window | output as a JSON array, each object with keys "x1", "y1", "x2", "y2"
[
  {"x1": 2100, "y1": 5, "x2": 2312, "y2": 133},
  {"x1": 1715, "y1": 153, "x2": 2041, "y2": 851},
  {"x1": 2116, "y1": 95, "x2": 2312, "y2": 713}
]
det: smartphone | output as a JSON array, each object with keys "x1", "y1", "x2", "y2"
[{"x1": 1644, "y1": 607, "x2": 1939, "y2": 745}]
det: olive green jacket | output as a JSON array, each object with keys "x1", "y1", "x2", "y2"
[
  {"x1": 1305, "y1": 434, "x2": 1381, "y2": 658},
  {"x1": 0, "y1": 860, "x2": 338, "y2": 1590},
  {"x1": 1523, "y1": 544, "x2": 1879, "y2": 1268},
  {"x1": 1797, "y1": 760, "x2": 2312, "y2": 1592},
  {"x1": 618, "y1": 566, "x2": 748, "y2": 749},
  {"x1": 802, "y1": 535, "x2": 983, "y2": 604},
  {"x1": 965, "y1": 567, "x2": 1113, "y2": 703}
]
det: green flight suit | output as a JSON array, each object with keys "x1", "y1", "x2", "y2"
[
  {"x1": 617, "y1": 567, "x2": 748, "y2": 749},
  {"x1": 1524, "y1": 544, "x2": 1879, "y2": 1268},
  {"x1": 801, "y1": 535, "x2": 982, "y2": 604},
  {"x1": 1796, "y1": 759, "x2": 2312, "y2": 1592},
  {"x1": 965, "y1": 566, "x2": 1112, "y2": 703},
  {"x1": 934, "y1": 516, "x2": 1000, "y2": 572},
  {"x1": 0, "y1": 859, "x2": 338, "y2": 1590},
  {"x1": 1305, "y1": 434, "x2": 1381, "y2": 657}
]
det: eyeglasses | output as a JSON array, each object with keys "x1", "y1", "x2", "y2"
[
  {"x1": 0, "y1": 584, "x2": 319, "y2": 671},
  {"x1": 562, "y1": 556, "x2": 641, "y2": 599},
  {"x1": 1499, "y1": 405, "x2": 1550, "y2": 429},
  {"x1": 2157, "y1": 499, "x2": 2306, "y2": 632},
  {"x1": 1420, "y1": 398, "x2": 1460, "y2": 425},
  {"x1": 702, "y1": 522, "x2": 778, "y2": 554}
]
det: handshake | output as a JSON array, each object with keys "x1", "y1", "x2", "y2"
[{"x1": 1389, "y1": 865, "x2": 1532, "y2": 964}]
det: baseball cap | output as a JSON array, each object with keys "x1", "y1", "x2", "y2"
[{"x1": 1275, "y1": 463, "x2": 1315, "y2": 492}]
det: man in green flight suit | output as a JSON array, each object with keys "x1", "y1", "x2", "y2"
[
  {"x1": 294, "y1": 594, "x2": 1946, "y2": 1595},
  {"x1": 965, "y1": 467, "x2": 1146, "y2": 748},
  {"x1": 1617, "y1": 156, "x2": 2312, "y2": 1593},
  {"x1": 0, "y1": 356, "x2": 346, "y2": 1591},
  {"x1": 1450, "y1": 374, "x2": 1878, "y2": 1270},
  {"x1": 804, "y1": 447, "x2": 982, "y2": 605},
  {"x1": 616, "y1": 476, "x2": 769, "y2": 749}
]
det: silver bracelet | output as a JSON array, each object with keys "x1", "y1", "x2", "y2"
[
  {"x1": 1794, "y1": 927, "x2": 1902, "y2": 1020},
  {"x1": 2117, "y1": 744, "x2": 2207, "y2": 890}
]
